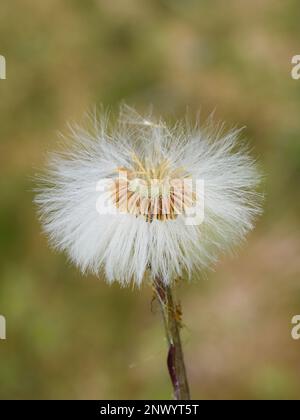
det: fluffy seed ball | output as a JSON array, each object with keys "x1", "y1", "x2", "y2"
[{"x1": 35, "y1": 107, "x2": 262, "y2": 286}]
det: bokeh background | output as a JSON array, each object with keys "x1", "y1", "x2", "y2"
[{"x1": 0, "y1": 0, "x2": 300, "y2": 400}]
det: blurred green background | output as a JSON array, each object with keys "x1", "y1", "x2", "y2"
[{"x1": 0, "y1": 0, "x2": 300, "y2": 400}]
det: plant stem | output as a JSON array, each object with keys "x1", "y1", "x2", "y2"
[{"x1": 153, "y1": 277, "x2": 190, "y2": 400}]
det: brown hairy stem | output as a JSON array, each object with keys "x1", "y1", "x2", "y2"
[{"x1": 153, "y1": 277, "x2": 190, "y2": 400}]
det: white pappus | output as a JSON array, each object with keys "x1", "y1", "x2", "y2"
[{"x1": 35, "y1": 106, "x2": 263, "y2": 286}]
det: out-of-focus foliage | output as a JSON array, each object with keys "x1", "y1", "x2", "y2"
[{"x1": 0, "y1": 0, "x2": 299, "y2": 399}]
